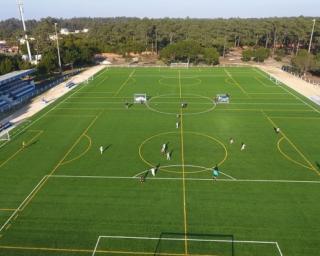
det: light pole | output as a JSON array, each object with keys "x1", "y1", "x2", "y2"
[
  {"x1": 54, "y1": 23, "x2": 62, "y2": 73},
  {"x1": 308, "y1": 19, "x2": 316, "y2": 53}
]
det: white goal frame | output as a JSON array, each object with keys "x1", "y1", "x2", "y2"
[
  {"x1": 92, "y1": 235, "x2": 283, "y2": 256},
  {"x1": 170, "y1": 62, "x2": 189, "y2": 68},
  {"x1": 269, "y1": 75, "x2": 281, "y2": 85},
  {"x1": 134, "y1": 94, "x2": 147, "y2": 104},
  {"x1": 0, "y1": 130, "x2": 10, "y2": 141}
]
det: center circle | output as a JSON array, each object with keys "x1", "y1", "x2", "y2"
[
  {"x1": 146, "y1": 93, "x2": 216, "y2": 116},
  {"x1": 139, "y1": 131, "x2": 227, "y2": 174}
]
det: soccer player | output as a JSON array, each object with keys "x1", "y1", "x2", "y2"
[
  {"x1": 140, "y1": 175, "x2": 145, "y2": 183},
  {"x1": 125, "y1": 102, "x2": 129, "y2": 109},
  {"x1": 229, "y1": 138, "x2": 234, "y2": 144},
  {"x1": 176, "y1": 122, "x2": 179, "y2": 129},
  {"x1": 276, "y1": 127, "x2": 280, "y2": 134},
  {"x1": 100, "y1": 146, "x2": 104, "y2": 155},
  {"x1": 22, "y1": 141, "x2": 26, "y2": 148},
  {"x1": 161, "y1": 143, "x2": 167, "y2": 154},
  {"x1": 240, "y1": 143, "x2": 246, "y2": 151},
  {"x1": 150, "y1": 167, "x2": 156, "y2": 177},
  {"x1": 212, "y1": 165, "x2": 219, "y2": 181},
  {"x1": 166, "y1": 151, "x2": 171, "y2": 160}
]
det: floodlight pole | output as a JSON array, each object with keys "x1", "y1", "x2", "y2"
[
  {"x1": 308, "y1": 19, "x2": 316, "y2": 53},
  {"x1": 17, "y1": 0, "x2": 32, "y2": 63},
  {"x1": 54, "y1": 23, "x2": 62, "y2": 73}
]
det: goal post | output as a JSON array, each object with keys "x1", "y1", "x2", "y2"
[
  {"x1": 269, "y1": 75, "x2": 281, "y2": 85},
  {"x1": 215, "y1": 94, "x2": 230, "y2": 104},
  {"x1": 170, "y1": 62, "x2": 189, "y2": 68},
  {"x1": 0, "y1": 131, "x2": 10, "y2": 142},
  {"x1": 134, "y1": 94, "x2": 147, "y2": 104},
  {"x1": 92, "y1": 234, "x2": 283, "y2": 256}
]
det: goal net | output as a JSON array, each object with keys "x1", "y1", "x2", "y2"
[
  {"x1": 0, "y1": 131, "x2": 10, "y2": 141},
  {"x1": 134, "y1": 94, "x2": 147, "y2": 104},
  {"x1": 170, "y1": 63, "x2": 189, "y2": 68},
  {"x1": 215, "y1": 94, "x2": 230, "y2": 104},
  {"x1": 269, "y1": 75, "x2": 281, "y2": 85}
]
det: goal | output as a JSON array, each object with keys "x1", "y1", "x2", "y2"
[
  {"x1": 170, "y1": 62, "x2": 189, "y2": 68},
  {"x1": 0, "y1": 131, "x2": 10, "y2": 141},
  {"x1": 134, "y1": 94, "x2": 147, "y2": 104},
  {"x1": 269, "y1": 75, "x2": 281, "y2": 85},
  {"x1": 215, "y1": 94, "x2": 230, "y2": 104}
]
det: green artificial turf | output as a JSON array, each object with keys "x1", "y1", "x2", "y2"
[{"x1": 0, "y1": 67, "x2": 319, "y2": 256}]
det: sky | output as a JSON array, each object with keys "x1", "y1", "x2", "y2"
[{"x1": 0, "y1": 0, "x2": 319, "y2": 20}]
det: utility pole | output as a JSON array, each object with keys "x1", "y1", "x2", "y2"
[
  {"x1": 17, "y1": 0, "x2": 32, "y2": 63},
  {"x1": 54, "y1": 23, "x2": 62, "y2": 73},
  {"x1": 308, "y1": 19, "x2": 316, "y2": 53}
]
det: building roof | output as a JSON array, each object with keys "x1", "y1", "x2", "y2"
[{"x1": 0, "y1": 69, "x2": 35, "y2": 86}]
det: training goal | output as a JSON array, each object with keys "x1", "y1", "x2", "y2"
[
  {"x1": 134, "y1": 94, "x2": 147, "y2": 104},
  {"x1": 170, "y1": 62, "x2": 189, "y2": 68},
  {"x1": 215, "y1": 94, "x2": 230, "y2": 104},
  {"x1": 0, "y1": 131, "x2": 10, "y2": 142},
  {"x1": 269, "y1": 75, "x2": 281, "y2": 85}
]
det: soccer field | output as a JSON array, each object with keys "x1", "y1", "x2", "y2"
[{"x1": 0, "y1": 66, "x2": 319, "y2": 256}]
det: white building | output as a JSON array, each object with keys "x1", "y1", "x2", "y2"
[{"x1": 60, "y1": 28, "x2": 70, "y2": 35}]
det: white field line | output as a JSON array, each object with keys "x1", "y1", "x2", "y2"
[
  {"x1": 0, "y1": 80, "x2": 87, "y2": 150},
  {"x1": 276, "y1": 242, "x2": 284, "y2": 256},
  {"x1": 93, "y1": 235, "x2": 282, "y2": 256},
  {"x1": 91, "y1": 236, "x2": 102, "y2": 256},
  {"x1": 0, "y1": 175, "x2": 48, "y2": 232},
  {"x1": 49, "y1": 175, "x2": 320, "y2": 184},
  {"x1": 98, "y1": 235, "x2": 278, "y2": 244},
  {"x1": 219, "y1": 171, "x2": 237, "y2": 180},
  {"x1": 254, "y1": 68, "x2": 320, "y2": 114}
]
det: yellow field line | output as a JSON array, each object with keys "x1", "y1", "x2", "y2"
[
  {"x1": 0, "y1": 245, "x2": 218, "y2": 256},
  {"x1": 61, "y1": 134, "x2": 92, "y2": 166},
  {"x1": 0, "y1": 130, "x2": 43, "y2": 169},
  {"x1": 277, "y1": 137, "x2": 314, "y2": 170},
  {"x1": 0, "y1": 209, "x2": 16, "y2": 212},
  {"x1": 19, "y1": 116, "x2": 100, "y2": 213},
  {"x1": 178, "y1": 70, "x2": 188, "y2": 255},
  {"x1": 262, "y1": 112, "x2": 319, "y2": 176},
  {"x1": 269, "y1": 116, "x2": 320, "y2": 120},
  {"x1": 223, "y1": 69, "x2": 249, "y2": 96},
  {"x1": 114, "y1": 70, "x2": 136, "y2": 96}
]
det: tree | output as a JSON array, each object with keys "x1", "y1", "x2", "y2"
[
  {"x1": 203, "y1": 48, "x2": 219, "y2": 65},
  {"x1": 291, "y1": 49, "x2": 315, "y2": 75},
  {"x1": 253, "y1": 48, "x2": 270, "y2": 62},
  {"x1": 0, "y1": 58, "x2": 14, "y2": 75},
  {"x1": 242, "y1": 49, "x2": 254, "y2": 62}
]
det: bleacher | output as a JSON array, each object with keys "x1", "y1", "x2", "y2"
[
  {"x1": 0, "y1": 99, "x2": 9, "y2": 112},
  {"x1": 0, "y1": 69, "x2": 36, "y2": 111},
  {"x1": 10, "y1": 84, "x2": 35, "y2": 100}
]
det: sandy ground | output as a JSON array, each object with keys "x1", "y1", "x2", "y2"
[
  {"x1": 1, "y1": 65, "x2": 106, "y2": 125},
  {"x1": 256, "y1": 64, "x2": 320, "y2": 106}
]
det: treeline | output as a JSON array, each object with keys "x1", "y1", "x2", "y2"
[
  {"x1": 0, "y1": 16, "x2": 319, "y2": 74},
  {"x1": 0, "y1": 54, "x2": 32, "y2": 75},
  {"x1": 1, "y1": 16, "x2": 319, "y2": 54}
]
